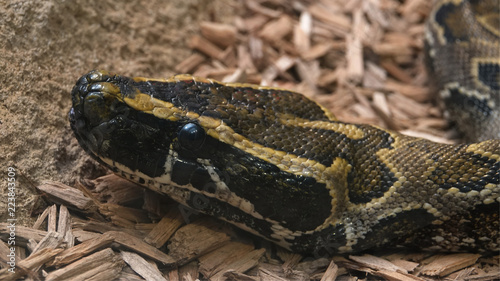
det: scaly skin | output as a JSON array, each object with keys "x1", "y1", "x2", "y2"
[{"x1": 70, "y1": 70, "x2": 499, "y2": 254}]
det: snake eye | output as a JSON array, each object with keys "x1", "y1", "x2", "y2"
[{"x1": 178, "y1": 123, "x2": 206, "y2": 150}]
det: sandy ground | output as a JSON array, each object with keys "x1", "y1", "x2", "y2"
[{"x1": 0, "y1": 0, "x2": 237, "y2": 225}]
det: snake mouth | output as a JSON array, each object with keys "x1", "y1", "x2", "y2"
[
  {"x1": 70, "y1": 70, "x2": 127, "y2": 159},
  {"x1": 69, "y1": 70, "x2": 178, "y2": 177}
]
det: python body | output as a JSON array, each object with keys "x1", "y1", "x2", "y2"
[
  {"x1": 426, "y1": 0, "x2": 500, "y2": 141},
  {"x1": 69, "y1": 0, "x2": 499, "y2": 255}
]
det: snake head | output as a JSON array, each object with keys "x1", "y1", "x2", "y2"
[
  {"x1": 70, "y1": 70, "x2": 192, "y2": 178},
  {"x1": 69, "y1": 70, "x2": 342, "y2": 253}
]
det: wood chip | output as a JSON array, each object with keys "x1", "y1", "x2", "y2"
[
  {"x1": 218, "y1": 45, "x2": 238, "y2": 68},
  {"x1": 320, "y1": 261, "x2": 339, "y2": 281},
  {"x1": 32, "y1": 205, "x2": 52, "y2": 230},
  {"x1": 390, "y1": 259, "x2": 420, "y2": 273},
  {"x1": 89, "y1": 174, "x2": 144, "y2": 205},
  {"x1": 215, "y1": 249, "x2": 265, "y2": 280},
  {"x1": 245, "y1": 0, "x2": 282, "y2": 18},
  {"x1": 258, "y1": 265, "x2": 310, "y2": 281},
  {"x1": 420, "y1": 253, "x2": 481, "y2": 277},
  {"x1": 106, "y1": 230, "x2": 175, "y2": 265},
  {"x1": 198, "y1": 242, "x2": 255, "y2": 276},
  {"x1": 189, "y1": 35, "x2": 225, "y2": 61},
  {"x1": 72, "y1": 229, "x2": 102, "y2": 243},
  {"x1": 48, "y1": 204, "x2": 58, "y2": 232},
  {"x1": 380, "y1": 59, "x2": 413, "y2": 84},
  {"x1": 384, "y1": 80, "x2": 432, "y2": 102},
  {"x1": 167, "y1": 219, "x2": 231, "y2": 265},
  {"x1": 346, "y1": 34, "x2": 363, "y2": 84},
  {"x1": 121, "y1": 251, "x2": 168, "y2": 281},
  {"x1": 346, "y1": 7, "x2": 364, "y2": 84},
  {"x1": 349, "y1": 254, "x2": 408, "y2": 274},
  {"x1": 258, "y1": 15, "x2": 293, "y2": 42},
  {"x1": 221, "y1": 270, "x2": 259, "y2": 281},
  {"x1": 37, "y1": 181, "x2": 96, "y2": 212},
  {"x1": 72, "y1": 218, "x2": 143, "y2": 237},
  {"x1": 363, "y1": 0, "x2": 390, "y2": 28},
  {"x1": 202, "y1": 245, "x2": 265, "y2": 281},
  {"x1": 175, "y1": 53, "x2": 206, "y2": 74},
  {"x1": 44, "y1": 248, "x2": 124, "y2": 281},
  {"x1": 280, "y1": 252, "x2": 302, "y2": 274},
  {"x1": 302, "y1": 41, "x2": 332, "y2": 61},
  {"x1": 261, "y1": 55, "x2": 296, "y2": 84},
  {"x1": 194, "y1": 67, "x2": 238, "y2": 81},
  {"x1": 0, "y1": 248, "x2": 63, "y2": 281},
  {"x1": 57, "y1": 205, "x2": 74, "y2": 248},
  {"x1": 49, "y1": 232, "x2": 115, "y2": 267},
  {"x1": 222, "y1": 67, "x2": 246, "y2": 83},
  {"x1": 293, "y1": 11, "x2": 312, "y2": 54},
  {"x1": 237, "y1": 44, "x2": 257, "y2": 73},
  {"x1": 466, "y1": 272, "x2": 500, "y2": 281},
  {"x1": 27, "y1": 238, "x2": 38, "y2": 253},
  {"x1": 308, "y1": 3, "x2": 351, "y2": 34},
  {"x1": 200, "y1": 21, "x2": 237, "y2": 48},
  {"x1": 295, "y1": 59, "x2": 320, "y2": 92},
  {"x1": 178, "y1": 260, "x2": 199, "y2": 281},
  {"x1": 401, "y1": 0, "x2": 430, "y2": 23},
  {"x1": 31, "y1": 231, "x2": 63, "y2": 256},
  {"x1": 363, "y1": 61, "x2": 387, "y2": 89},
  {"x1": 388, "y1": 94, "x2": 431, "y2": 118},
  {"x1": 0, "y1": 223, "x2": 47, "y2": 246},
  {"x1": 99, "y1": 203, "x2": 151, "y2": 225},
  {"x1": 0, "y1": 240, "x2": 10, "y2": 266},
  {"x1": 144, "y1": 208, "x2": 184, "y2": 248},
  {"x1": 72, "y1": 262, "x2": 124, "y2": 281},
  {"x1": 372, "y1": 91, "x2": 400, "y2": 130},
  {"x1": 140, "y1": 189, "x2": 166, "y2": 218},
  {"x1": 372, "y1": 42, "x2": 414, "y2": 57},
  {"x1": 242, "y1": 14, "x2": 269, "y2": 33}
]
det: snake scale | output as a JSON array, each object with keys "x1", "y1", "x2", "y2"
[{"x1": 69, "y1": 0, "x2": 499, "y2": 255}]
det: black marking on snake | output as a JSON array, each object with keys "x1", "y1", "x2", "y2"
[
  {"x1": 353, "y1": 209, "x2": 436, "y2": 252},
  {"x1": 433, "y1": 1, "x2": 468, "y2": 43},
  {"x1": 444, "y1": 87, "x2": 493, "y2": 117},
  {"x1": 478, "y1": 62, "x2": 500, "y2": 90},
  {"x1": 172, "y1": 138, "x2": 333, "y2": 233},
  {"x1": 209, "y1": 142, "x2": 332, "y2": 232}
]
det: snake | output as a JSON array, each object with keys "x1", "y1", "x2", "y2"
[
  {"x1": 426, "y1": 0, "x2": 500, "y2": 141},
  {"x1": 69, "y1": 0, "x2": 499, "y2": 255}
]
